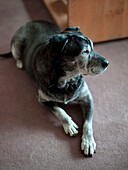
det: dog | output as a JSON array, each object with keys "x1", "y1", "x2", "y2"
[{"x1": 0, "y1": 20, "x2": 109, "y2": 156}]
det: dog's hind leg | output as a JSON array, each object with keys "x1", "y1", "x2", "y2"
[{"x1": 11, "y1": 38, "x2": 25, "y2": 69}]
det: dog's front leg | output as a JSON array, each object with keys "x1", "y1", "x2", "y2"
[
  {"x1": 52, "y1": 106, "x2": 79, "y2": 136},
  {"x1": 76, "y1": 83, "x2": 96, "y2": 156},
  {"x1": 37, "y1": 89, "x2": 79, "y2": 136}
]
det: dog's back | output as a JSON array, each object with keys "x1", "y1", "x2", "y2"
[{"x1": 11, "y1": 21, "x2": 61, "y2": 78}]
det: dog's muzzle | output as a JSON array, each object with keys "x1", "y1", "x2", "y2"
[
  {"x1": 93, "y1": 51, "x2": 109, "y2": 69},
  {"x1": 87, "y1": 51, "x2": 109, "y2": 75}
]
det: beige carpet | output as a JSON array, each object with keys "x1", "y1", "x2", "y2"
[{"x1": 0, "y1": 0, "x2": 128, "y2": 169}]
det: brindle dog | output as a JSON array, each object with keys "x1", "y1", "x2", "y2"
[{"x1": 0, "y1": 21, "x2": 109, "y2": 156}]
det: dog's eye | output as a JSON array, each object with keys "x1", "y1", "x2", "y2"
[{"x1": 82, "y1": 50, "x2": 89, "y2": 54}]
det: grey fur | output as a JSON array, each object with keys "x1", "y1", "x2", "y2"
[{"x1": 10, "y1": 20, "x2": 109, "y2": 156}]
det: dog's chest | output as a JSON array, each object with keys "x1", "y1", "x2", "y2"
[{"x1": 39, "y1": 74, "x2": 84, "y2": 104}]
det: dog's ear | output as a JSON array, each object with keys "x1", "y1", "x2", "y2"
[
  {"x1": 64, "y1": 26, "x2": 80, "y2": 32},
  {"x1": 50, "y1": 34, "x2": 68, "y2": 57}
]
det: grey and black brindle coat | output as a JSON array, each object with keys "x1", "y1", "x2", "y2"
[{"x1": 1, "y1": 21, "x2": 109, "y2": 156}]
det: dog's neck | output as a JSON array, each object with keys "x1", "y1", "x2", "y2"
[{"x1": 57, "y1": 70, "x2": 80, "y2": 87}]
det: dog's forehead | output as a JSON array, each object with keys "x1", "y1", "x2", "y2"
[
  {"x1": 70, "y1": 34, "x2": 92, "y2": 51},
  {"x1": 62, "y1": 32, "x2": 91, "y2": 47},
  {"x1": 61, "y1": 35, "x2": 91, "y2": 57}
]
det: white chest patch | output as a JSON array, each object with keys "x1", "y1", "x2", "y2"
[
  {"x1": 38, "y1": 89, "x2": 76, "y2": 104},
  {"x1": 38, "y1": 89, "x2": 53, "y2": 102}
]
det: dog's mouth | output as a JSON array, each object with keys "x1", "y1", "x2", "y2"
[
  {"x1": 90, "y1": 65, "x2": 108, "y2": 75},
  {"x1": 78, "y1": 62, "x2": 109, "y2": 76},
  {"x1": 91, "y1": 68, "x2": 101, "y2": 75},
  {"x1": 87, "y1": 58, "x2": 109, "y2": 75}
]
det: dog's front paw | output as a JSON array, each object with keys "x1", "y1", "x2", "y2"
[
  {"x1": 81, "y1": 134, "x2": 96, "y2": 156},
  {"x1": 63, "y1": 119, "x2": 79, "y2": 137}
]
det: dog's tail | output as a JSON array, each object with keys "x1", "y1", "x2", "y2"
[{"x1": 0, "y1": 52, "x2": 12, "y2": 58}]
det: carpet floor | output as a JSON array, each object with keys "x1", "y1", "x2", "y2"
[{"x1": 0, "y1": 0, "x2": 128, "y2": 169}]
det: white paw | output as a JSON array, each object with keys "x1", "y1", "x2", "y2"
[
  {"x1": 81, "y1": 134, "x2": 96, "y2": 156},
  {"x1": 62, "y1": 119, "x2": 79, "y2": 136},
  {"x1": 16, "y1": 60, "x2": 23, "y2": 69}
]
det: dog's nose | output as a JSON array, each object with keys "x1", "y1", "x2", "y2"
[{"x1": 102, "y1": 60, "x2": 109, "y2": 68}]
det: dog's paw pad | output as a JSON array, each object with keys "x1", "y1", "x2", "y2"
[
  {"x1": 63, "y1": 119, "x2": 79, "y2": 136},
  {"x1": 81, "y1": 135, "x2": 96, "y2": 156}
]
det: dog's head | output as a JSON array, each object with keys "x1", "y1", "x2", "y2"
[{"x1": 49, "y1": 26, "x2": 109, "y2": 76}]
